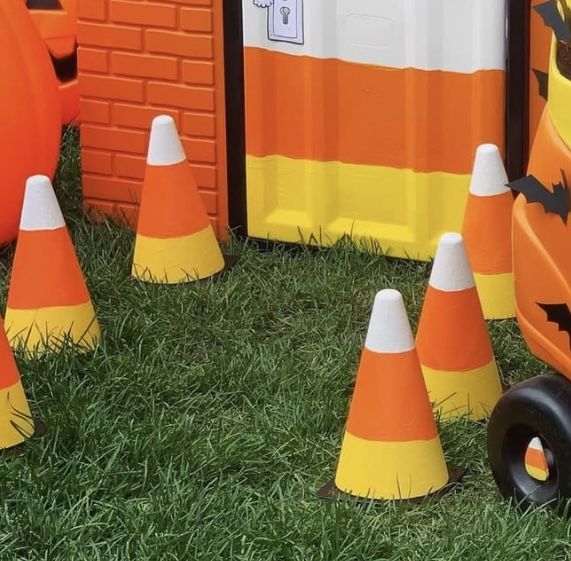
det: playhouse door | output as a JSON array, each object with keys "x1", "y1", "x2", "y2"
[{"x1": 242, "y1": 0, "x2": 506, "y2": 260}]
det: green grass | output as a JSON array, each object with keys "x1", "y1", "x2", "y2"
[{"x1": 0, "y1": 131, "x2": 569, "y2": 560}]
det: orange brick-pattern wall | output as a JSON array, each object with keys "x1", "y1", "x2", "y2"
[{"x1": 77, "y1": 0, "x2": 228, "y2": 238}]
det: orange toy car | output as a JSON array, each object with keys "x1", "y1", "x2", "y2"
[{"x1": 487, "y1": 0, "x2": 571, "y2": 508}]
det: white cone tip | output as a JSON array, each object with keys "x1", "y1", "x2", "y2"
[
  {"x1": 528, "y1": 437, "x2": 544, "y2": 452},
  {"x1": 364, "y1": 289, "x2": 415, "y2": 354},
  {"x1": 147, "y1": 115, "x2": 187, "y2": 166},
  {"x1": 430, "y1": 233, "x2": 475, "y2": 292},
  {"x1": 20, "y1": 175, "x2": 65, "y2": 231},
  {"x1": 469, "y1": 144, "x2": 509, "y2": 197}
]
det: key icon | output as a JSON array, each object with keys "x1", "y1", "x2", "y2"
[{"x1": 280, "y1": 6, "x2": 290, "y2": 24}]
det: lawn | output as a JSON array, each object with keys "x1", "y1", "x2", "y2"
[{"x1": 1, "y1": 133, "x2": 571, "y2": 560}]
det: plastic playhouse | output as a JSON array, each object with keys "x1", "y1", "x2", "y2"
[{"x1": 3, "y1": 0, "x2": 571, "y2": 515}]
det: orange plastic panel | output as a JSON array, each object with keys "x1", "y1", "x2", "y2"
[
  {"x1": 529, "y1": 0, "x2": 552, "y2": 150},
  {"x1": 28, "y1": 0, "x2": 80, "y2": 125},
  {"x1": 0, "y1": 0, "x2": 61, "y2": 246},
  {"x1": 516, "y1": 109, "x2": 571, "y2": 379},
  {"x1": 77, "y1": 0, "x2": 228, "y2": 238},
  {"x1": 245, "y1": 49, "x2": 504, "y2": 176}
]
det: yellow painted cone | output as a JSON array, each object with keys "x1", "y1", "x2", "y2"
[
  {"x1": 462, "y1": 144, "x2": 515, "y2": 319},
  {"x1": 0, "y1": 315, "x2": 35, "y2": 448},
  {"x1": 132, "y1": 115, "x2": 225, "y2": 284},
  {"x1": 416, "y1": 233, "x2": 503, "y2": 421},
  {"x1": 525, "y1": 437, "x2": 550, "y2": 482},
  {"x1": 331, "y1": 289, "x2": 450, "y2": 501},
  {"x1": 5, "y1": 176, "x2": 101, "y2": 355}
]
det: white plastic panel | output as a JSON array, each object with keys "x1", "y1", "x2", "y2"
[{"x1": 244, "y1": 0, "x2": 507, "y2": 73}]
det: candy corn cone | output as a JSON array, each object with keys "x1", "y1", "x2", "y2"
[
  {"x1": 416, "y1": 233, "x2": 503, "y2": 421},
  {"x1": 0, "y1": 315, "x2": 35, "y2": 449},
  {"x1": 5, "y1": 176, "x2": 101, "y2": 354},
  {"x1": 462, "y1": 144, "x2": 515, "y2": 320},
  {"x1": 132, "y1": 115, "x2": 225, "y2": 284},
  {"x1": 330, "y1": 290, "x2": 450, "y2": 501},
  {"x1": 524, "y1": 437, "x2": 550, "y2": 482}
]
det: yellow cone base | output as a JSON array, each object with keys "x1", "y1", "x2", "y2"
[
  {"x1": 0, "y1": 381, "x2": 34, "y2": 449},
  {"x1": 5, "y1": 301, "x2": 101, "y2": 355},
  {"x1": 132, "y1": 226, "x2": 225, "y2": 284},
  {"x1": 526, "y1": 464, "x2": 549, "y2": 482},
  {"x1": 333, "y1": 432, "x2": 449, "y2": 500},
  {"x1": 422, "y1": 360, "x2": 503, "y2": 421},
  {"x1": 473, "y1": 272, "x2": 515, "y2": 320}
]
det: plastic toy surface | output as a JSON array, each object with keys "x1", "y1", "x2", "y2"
[
  {"x1": 243, "y1": 0, "x2": 507, "y2": 259},
  {"x1": 77, "y1": 0, "x2": 229, "y2": 238},
  {"x1": 0, "y1": 0, "x2": 61, "y2": 246},
  {"x1": 514, "y1": 39, "x2": 571, "y2": 379},
  {"x1": 487, "y1": 1, "x2": 571, "y2": 508},
  {"x1": 27, "y1": 0, "x2": 80, "y2": 125},
  {"x1": 530, "y1": 0, "x2": 554, "y2": 150}
]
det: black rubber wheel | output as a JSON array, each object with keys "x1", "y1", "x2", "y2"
[{"x1": 487, "y1": 373, "x2": 571, "y2": 509}]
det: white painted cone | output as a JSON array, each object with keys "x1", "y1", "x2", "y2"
[
  {"x1": 20, "y1": 175, "x2": 65, "y2": 231},
  {"x1": 469, "y1": 144, "x2": 509, "y2": 197},
  {"x1": 364, "y1": 289, "x2": 415, "y2": 354},
  {"x1": 430, "y1": 233, "x2": 475, "y2": 292},
  {"x1": 147, "y1": 115, "x2": 186, "y2": 167}
]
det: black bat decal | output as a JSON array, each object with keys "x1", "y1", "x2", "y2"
[
  {"x1": 49, "y1": 49, "x2": 78, "y2": 82},
  {"x1": 26, "y1": 0, "x2": 63, "y2": 9},
  {"x1": 534, "y1": 0, "x2": 571, "y2": 43},
  {"x1": 538, "y1": 303, "x2": 571, "y2": 348},
  {"x1": 508, "y1": 172, "x2": 570, "y2": 223},
  {"x1": 533, "y1": 69, "x2": 549, "y2": 101}
]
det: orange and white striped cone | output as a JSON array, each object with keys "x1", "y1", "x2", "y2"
[
  {"x1": 0, "y1": 315, "x2": 35, "y2": 449},
  {"x1": 462, "y1": 144, "x2": 515, "y2": 320},
  {"x1": 320, "y1": 289, "x2": 457, "y2": 501},
  {"x1": 5, "y1": 175, "x2": 101, "y2": 355},
  {"x1": 416, "y1": 233, "x2": 503, "y2": 421},
  {"x1": 132, "y1": 115, "x2": 226, "y2": 284},
  {"x1": 524, "y1": 437, "x2": 550, "y2": 483}
]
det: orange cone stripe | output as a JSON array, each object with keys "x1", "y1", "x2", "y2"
[
  {"x1": 0, "y1": 320, "x2": 20, "y2": 390},
  {"x1": 525, "y1": 447, "x2": 549, "y2": 471},
  {"x1": 463, "y1": 192, "x2": 513, "y2": 274},
  {"x1": 244, "y1": 47, "x2": 505, "y2": 174},
  {"x1": 7, "y1": 229, "x2": 91, "y2": 309},
  {"x1": 346, "y1": 348, "x2": 438, "y2": 442},
  {"x1": 136, "y1": 162, "x2": 211, "y2": 239},
  {"x1": 416, "y1": 286, "x2": 494, "y2": 371}
]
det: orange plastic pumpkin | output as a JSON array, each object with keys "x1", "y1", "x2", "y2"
[
  {"x1": 0, "y1": 0, "x2": 61, "y2": 245},
  {"x1": 27, "y1": 0, "x2": 79, "y2": 125}
]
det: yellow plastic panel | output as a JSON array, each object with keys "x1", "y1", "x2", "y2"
[{"x1": 247, "y1": 155, "x2": 470, "y2": 260}]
